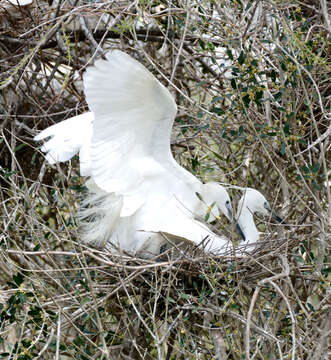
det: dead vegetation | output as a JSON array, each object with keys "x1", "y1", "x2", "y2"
[{"x1": 0, "y1": 0, "x2": 330, "y2": 359}]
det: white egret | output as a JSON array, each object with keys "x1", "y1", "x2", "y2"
[
  {"x1": 236, "y1": 188, "x2": 285, "y2": 245},
  {"x1": 6, "y1": 0, "x2": 33, "y2": 6},
  {"x1": 35, "y1": 50, "x2": 240, "y2": 257}
]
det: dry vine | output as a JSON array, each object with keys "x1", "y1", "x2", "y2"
[{"x1": 0, "y1": 0, "x2": 330, "y2": 359}]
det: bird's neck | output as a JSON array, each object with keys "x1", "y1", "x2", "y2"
[{"x1": 237, "y1": 207, "x2": 259, "y2": 244}]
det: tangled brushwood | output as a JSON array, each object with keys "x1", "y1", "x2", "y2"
[{"x1": 0, "y1": 0, "x2": 329, "y2": 359}]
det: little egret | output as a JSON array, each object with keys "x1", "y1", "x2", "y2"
[
  {"x1": 236, "y1": 188, "x2": 285, "y2": 244},
  {"x1": 6, "y1": 0, "x2": 33, "y2": 5},
  {"x1": 35, "y1": 50, "x2": 241, "y2": 257}
]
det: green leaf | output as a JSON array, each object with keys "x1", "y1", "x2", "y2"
[
  {"x1": 283, "y1": 122, "x2": 290, "y2": 136},
  {"x1": 254, "y1": 90, "x2": 263, "y2": 106},
  {"x1": 211, "y1": 96, "x2": 222, "y2": 103},
  {"x1": 231, "y1": 67, "x2": 240, "y2": 75},
  {"x1": 195, "y1": 192, "x2": 203, "y2": 201},
  {"x1": 191, "y1": 158, "x2": 199, "y2": 172},
  {"x1": 198, "y1": 39, "x2": 206, "y2": 50},
  {"x1": 13, "y1": 273, "x2": 24, "y2": 287},
  {"x1": 274, "y1": 91, "x2": 282, "y2": 101},
  {"x1": 226, "y1": 49, "x2": 233, "y2": 60},
  {"x1": 230, "y1": 303, "x2": 240, "y2": 310},
  {"x1": 33, "y1": 244, "x2": 41, "y2": 251},
  {"x1": 197, "y1": 81, "x2": 207, "y2": 86},
  {"x1": 307, "y1": 302, "x2": 315, "y2": 312},
  {"x1": 270, "y1": 69, "x2": 277, "y2": 83},
  {"x1": 226, "y1": 262, "x2": 235, "y2": 273},
  {"x1": 28, "y1": 306, "x2": 42, "y2": 317},
  {"x1": 211, "y1": 107, "x2": 225, "y2": 115},
  {"x1": 280, "y1": 142, "x2": 286, "y2": 155},
  {"x1": 179, "y1": 293, "x2": 190, "y2": 300},
  {"x1": 244, "y1": 2, "x2": 252, "y2": 11},
  {"x1": 286, "y1": 112, "x2": 295, "y2": 119},
  {"x1": 321, "y1": 267, "x2": 331, "y2": 275},
  {"x1": 18, "y1": 292, "x2": 27, "y2": 305},
  {"x1": 251, "y1": 59, "x2": 258, "y2": 67},
  {"x1": 14, "y1": 143, "x2": 25, "y2": 152},
  {"x1": 312, "y1": 180, "x2": 320, "y2": 190},
  {"x1": 238, "y1": 50, "x2": 246, "y2": 65},
  {"x1": 69, "y1": 184, "x2": 88, "y2": 193},
  {"x1": 301, "y1": 166, "x2": 310, "y2": 173},
  {"x1": 294, "y1": 255, "x2": 305, "y2": 264},
  {"x1": 280, "y1": 61, "x2": 287, "y2": 71},
  {"x1": 231, "y1": 78, "x2": 237, "y2": 89},
  {"x1": 311, "y1": 163, "x2": 320, "y2": 173},
  {"x1": 242, "y1": 94, "x2": 251, "y2": 107},
  {"x1": 1, "y1": 169, "x2": 18, "y2": 178}
]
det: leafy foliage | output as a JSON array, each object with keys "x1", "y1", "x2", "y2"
[{"x1": 0, "y1": 0, "x2": 329, "y2": 359}]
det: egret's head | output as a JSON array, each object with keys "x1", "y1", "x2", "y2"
[
  {"x1": 201, "y1": 182, "x2": 246, "y2": 240},
  {"x1": 202, "y1": 182, "x2": 232, "y2": 220},
  {"x1": 238, "y1": 188, "x2": 285, "y2": 224}
]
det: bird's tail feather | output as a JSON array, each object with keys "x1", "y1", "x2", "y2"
[{"x1": 76, "y1": 181, "x2": 123, "y2": 247}]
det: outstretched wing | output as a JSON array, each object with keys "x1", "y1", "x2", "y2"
[
  {"x1": 35, "y1": 51, "x2": 196, "y2": 216},
  {"x1": 84, "y1": 50, "x2": 178, "y2": 197},
  {"x1": 34, "y1": 112, "x2": 93, "y2": 176}
]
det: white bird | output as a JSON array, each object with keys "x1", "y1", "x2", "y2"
[
  {"x1": 236, "y1": 188, "x2": 285, "y2": 245},
  {"x1": 35, "y1": 50, "x2": 240, "y2": 258},
  {"x1": 6, "y1": 0, "x2": 33, "y2": 6}
]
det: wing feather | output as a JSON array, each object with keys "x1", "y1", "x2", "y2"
[
  {"x1": 84, "y1": 51, "x2": 177, "y2": 193},
  {"x1": 34, "y1": 113, "x2": 93, "y2": 175}
]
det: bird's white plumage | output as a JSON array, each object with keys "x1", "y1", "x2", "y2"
[
  {"x1": 35, "y1": 50, "x2": 235, "y2": 257},
  {"x1": 85, "y1": 52, "x2": 175, "y2": 187},
  {"x1": 84, "y1": 51, "x2": 203, "y2": 217},
  {"x1": 34, "y1": 112, "x2": 93, "y2": 175},
  {"x1": 236, "y1": 188, "x2": 284, "y2": 244},
  {"x1": 7, "y1": 0, "x2": 33, "y2": 5}
]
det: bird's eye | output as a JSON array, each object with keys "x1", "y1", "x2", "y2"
[{"x1": 226, "y1": 200, "x2": 229, "y2": 204}]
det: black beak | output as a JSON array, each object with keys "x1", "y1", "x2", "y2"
[
  {"x1": 225, "y1": 201, "x2": 246, "y2": 241},
  {"x1": 235, "y1": 222, "x2": 246, "y2": 241},
  {"x1": 264, "y1": 202, "x2": 286, "y2": 225},
  {"x1": 271, "y1": 211, "x2": 286, "y2": 225}
]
